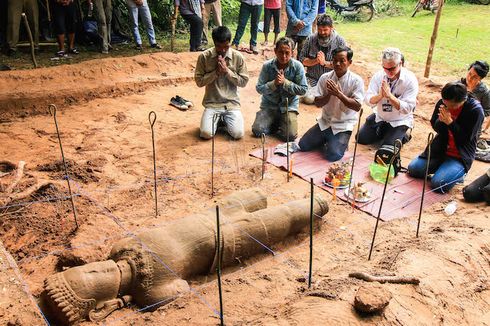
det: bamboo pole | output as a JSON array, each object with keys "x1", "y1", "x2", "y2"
[{"x1": 424, "y1": 0, "x2": 445, "y2": 78}]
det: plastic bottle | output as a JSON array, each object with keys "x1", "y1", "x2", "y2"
[{"x1": 444, "y1": 201, "x2": 457, "y2": 216}]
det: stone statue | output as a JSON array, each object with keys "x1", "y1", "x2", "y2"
[{"x1": 42, "y1": 188, "x2": 329, "y2": 324}]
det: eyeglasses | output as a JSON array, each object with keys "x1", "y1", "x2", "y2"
[{"x1": 382, "y1": 64, "x2": 399, "y2": 72}]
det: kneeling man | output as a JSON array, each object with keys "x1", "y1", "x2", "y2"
[
  {"x1": 298, "y1": 46, "x2": 364, "y2": 161},
  {"x1": 252, "y1": 37, "x2": 308, "y2": 141},
  {"x1": 358, "y1": 47, "x2": 418, "y2": 147},
  {"x1": 195, "y1": 26, "x2": 249, "y2": 140}
]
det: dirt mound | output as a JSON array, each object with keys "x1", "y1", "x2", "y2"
[{"x1": 37, "y1": 158, "x2": 104, "y2": 183}]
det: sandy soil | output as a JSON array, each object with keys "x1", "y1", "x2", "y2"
[{"x1": 0, "y1": 48, "x2": 489, "y2": 326}]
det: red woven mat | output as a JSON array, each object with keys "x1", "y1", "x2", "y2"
[{"x1": 250, "y1": 147, "x2": 450, "y2": 221}]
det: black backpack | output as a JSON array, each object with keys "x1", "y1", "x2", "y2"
[{"x1": 374, "y1": 144, "x2": 406, "y2": 176}]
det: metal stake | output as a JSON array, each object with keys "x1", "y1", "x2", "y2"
[
  {"x1": 149, "y1": 111, "x2": 158, "y2": 217},
  {"x1": 308, "y1": 178, "x2": 314, "y2": 288},
  {"x1": 285, "y1": 98, "x2": 290, "y2": 182},
  {"x1": 416, "y1": 133, "x2": 434, "y2": 238},
  {"x1": 368, "y1": 139, "x2": 402, "y2": 260},
  {"x1": 48, "y1": 104, "x2": 78, "y2": 230},
  {"x1": 347, "y1": 108, "x2": 364, "y2": 210},
  {"x1": 261, "y1": 133, "x2": 267, "y2": 180},
  {"x1": 211, "y1": 113, "x2": 219, "y2": 198},
  {"x1": 216, "y1": 205, "x2": 224, "y2": 326},
  {"x1": 21, "y1": 13, "x2": 38, "y2": 68}
]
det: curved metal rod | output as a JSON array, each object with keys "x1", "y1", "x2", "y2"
[
  {"x1": 368, "y1": 138, "x2": 403, "y2": 260},
  {"x1": 416, "y1": 132, "x2": 434, "y2": 237},
  {"x1": 211, "y1": 113, "x2": 220, "y2": 197},
  {"x1": 148, "y1": 111, "x2": 158, "y2": 217},
  {"x1": 49, "y1": 104, "x2": 79, "y2": 230},
  {"x1": 148, "y1": 111, "x2": 157, "y2": 127},
  {"x1": 347, "y1": 108, "x2": 363, "y2": 210},
  {"x1": 261, "y1": 133, "x2": 267, "y2": 180},
  {"x1": 285, "y1": 97, "x2": 290, "y2": 182}
]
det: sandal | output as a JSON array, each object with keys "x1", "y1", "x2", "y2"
[
  {"x1": 68, "y1": 48, "x2": 80, "y2": 54},
  {"x1": 55, "y1": 50, "x2": 66, "y2": 57}
]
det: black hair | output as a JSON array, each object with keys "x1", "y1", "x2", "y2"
[
  {"x1": 469, "y1": 60, "x2": 489, "y2": 79},
  {"x1": 332, "y1": 46, "x2": 353, "y2": 61},
  {"x1": 275, "y1": 37, "x2": 294, "y2": 50},
  {"x1": 441, "y1": 82, "x2": 468, "y2": 103},
  {"x1": 212, "y1": 26, "x2": 232, "y2": 44},
  {"x1": 317, "y1": 14, "x2": 333, "y2": 27}
]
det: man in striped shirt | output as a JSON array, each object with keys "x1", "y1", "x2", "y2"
[{"x1": 299, "y1": 14, "x2": 346, "y2": 104}]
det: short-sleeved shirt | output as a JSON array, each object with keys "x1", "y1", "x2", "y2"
[
  {"x1": 299, "y1": 31, "x2": 346, "y2": 86},
  {"x1": 365, "y1": 67, "x2": 419, "y2": 128},
  {"x1": 264, "y1": 0, "x2": 281, "y2": 9},
  {"x1": 313, "y1": 70, "x2": 365, "y2": 134}
]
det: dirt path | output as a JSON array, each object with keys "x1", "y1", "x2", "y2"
[{"x1": 0, "y1": 49, "x2": 489, "y2": 326}]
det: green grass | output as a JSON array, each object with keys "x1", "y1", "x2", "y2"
[
  {"x1": 1, "y1": 2, "x2": 488, "y2": 77},
  {"x1": 333, "y1": 2, "x2": 490, "y2": 77}
]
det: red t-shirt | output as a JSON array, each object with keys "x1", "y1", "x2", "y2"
[{"x1": 446, "y1": 105, "x2": 463, "y2": 159}]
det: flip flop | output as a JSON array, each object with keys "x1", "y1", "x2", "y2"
[{"x1": 238, "y1": 47, "x2": 254, "y2": 54}]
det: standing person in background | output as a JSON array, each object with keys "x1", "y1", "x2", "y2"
[
  {"x1": 52, "y1": 0, "x2": 79, "y2": 57},
  {"x1": 126, "y1": 0, "x2": 162, "y2": 50},
  {"x1": 286, "y1": 0, "x2": 318, "y2": 59},
  {"x1": 312, "y1": 0, "x2": 325, "y2": 33},
  {"x1": 6, "y1": 0, "x2": 39, "y2": 56},
  {"x1": 174, "y1": 0, "x2": 206, "y2": 52},
  {"x1": 299, "y1": 14, "x2": 345, "y2": 104},
  {"x1": 252, "y1": 37, "x2": 308, "y2": 141},
  {"x1": 262, "y1": 0, "x2": 281, "y2": 47},
  {"x1": 232, "y1": 0, "x2": 264, "y2": 55},
  {"x1": 91, "y1": 0, "x2": 112, "y2": 54},
  {"x1": 201, "y1": 0, "x2": 222, "y2": 45}
]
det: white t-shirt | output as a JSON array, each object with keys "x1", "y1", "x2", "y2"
[
  {"x1": 365, "y1": 67, "x2": 419, "y2": 128},
  {"x1": 313, "y1": 70, "x2": 365, "y2": 135}
]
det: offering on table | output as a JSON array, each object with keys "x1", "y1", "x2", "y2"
[
  {"x1": 345, "y1": 182, "x2": 371, "y2": 202},
  {"x1": 324, "y1": 161, "x2": 351, "y2": 188}
]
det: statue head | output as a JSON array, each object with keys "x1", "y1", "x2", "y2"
[{"x1": 42, "y1": 260, "x2": 132, "y2": 324}]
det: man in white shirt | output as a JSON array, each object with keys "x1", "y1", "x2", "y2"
[
  {"x1": 358, "y1": 47, "x2": 418, "y2": 147},
  {"x1": 298, "y1": 46, "x2": 364, "y2": 161}
]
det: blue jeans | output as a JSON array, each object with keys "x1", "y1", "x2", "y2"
[
  {"x1": 408, "y1": 156, "x2": 466, "y2": 193},
  {"x1": 299, "y1": 124, "x2": 352, "y2": 162},
  {"x1": 232, "y1": 2, "x2": 262, "y2": 47},
  {"x1": 126, "y1": 0, "x2": 156, "y2": 46}
]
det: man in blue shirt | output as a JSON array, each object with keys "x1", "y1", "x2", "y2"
[
  {"x1": 286, "y1": 0, "x2": 319, "y2": 59},
  {"x1": 253, "y1": 37, "x2": 308, "y2": 141}
]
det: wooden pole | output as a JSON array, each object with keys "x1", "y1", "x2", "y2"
[
  {"x1": 424, "y1": 0, "x2": 445, "y2": 78},
  {"x1": 21, "y1": 13, "x2": 38, "y2": 68}
]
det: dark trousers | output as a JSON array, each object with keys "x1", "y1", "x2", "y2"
[
  {"x1": 463, "y1": 172, "x2": 490, "y2": 204},
  {"x1": 252, "y1": 108, "x2": 298, "y2": 142},
  {"x1": 232, "y1": 2, "x2": 263, "y2": 47},
  {"x1": 358, "y1": 113, "x2": 410, "y2": 147},
  {"x1": 289, "y1": 34, "x2": 307, "y2": 60},
  {"x1": 52, "y1": 2, "x2": 76, "y2": 35},
  {"x1": 299, "y1": 124, "x2": 352, "y2": 162},
  {"x1": 181, "y1": 13, "x2": 203, "y2": 51},
  {"x1": 7, "y1": 0, "x2": 39, "y2": 49},
  {"x1": 263, "y1": 8, "x2": 280, "y2": 34}
]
